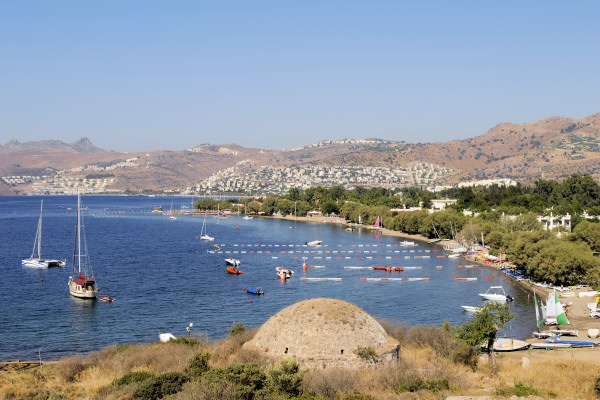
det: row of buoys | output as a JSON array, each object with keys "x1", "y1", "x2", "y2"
[
  {"x1": 457, "y1": 265, "x2": 480, "y2": 268},
  {"x1": 454, "y1": 277, "x2": 478, "y2": 281},
  {"x1": 225, "y1": 243, "x2": 433, "y2": 248},
  {"x1": 360, "y1": 277, "x2": 430, "y2": 281},
  {"x1": 300, "y1": 277, "x2": 342, "y2": 281}
]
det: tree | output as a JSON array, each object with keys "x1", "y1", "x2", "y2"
[
  {"x1": 320, "y1": 200, "x2": 339, "y2": 216},
  {"x1": 571, "y1": 220, "x2": 600, "y2": 252},
  {"x1": 454, "y1": 302, "x2": 514, "y2": 370}
]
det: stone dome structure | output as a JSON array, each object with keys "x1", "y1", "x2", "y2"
[{"x1": 245, "y1": 298, "x2": 399, "y2": 369}]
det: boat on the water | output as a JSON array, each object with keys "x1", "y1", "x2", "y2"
[
  {"x1": 99, "y1": 296, "x2": 114, "y2": 303},
  {"x1": 486, "y1": 338, "x2": 530, "y2": 352},
  {"x1": 400, "y1": 240, "x2": 415, "y2": 246},
  {"x1": 200, "y1": 213, "x2": 214, "y2": 241},
  {"x1": 22, "y1": 200, "x2": 66, "y2": 268},
  {"x1": 243, "y1": 215, "x2": 253, "y2": 220},
  {"x1": 245, "y1": 287, "x2": 263, "y2": 295},
  {"x1": 225, "y1": 258, "x2": 240, "y2": 266},
  {"x1": 276, "y1": 267, "x2": 292, "y2": 279},
  {"x1": 479, "y1": 286, "x2": 513, "y2": 302},
  {"x1": 226, "y1": 266, "x2": 243, "y2": 274},
  {"x1": 461, "y1": 305, "x2": 482, "y2": 313},
  {"x1": 68, "y1": 191, "x2": 99, "y2": 299},
  {"x1": 305, "y1": 240, "x2": 323, "y2": 246}
]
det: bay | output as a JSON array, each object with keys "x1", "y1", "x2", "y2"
[{"x1": 0, "y1": 195, "x2": 536, "y2": 361}]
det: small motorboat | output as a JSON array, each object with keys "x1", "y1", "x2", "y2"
[
  {"x1": 532, "y1": 331, "x2": 553, "y2": 338},
  {"x1": 99, "y1": 296, "x2": 114, "y2": 303},
  {"x1": 276, "y1": 267, "x2": 291, "y2": 280},
  {"x1": 479, "y1": 286, "x2": 513, "y2": 302},
  {"x1": 305, "y1": 240, "x2": 323, "y2": 246},
  {"x1": 243, "y1": 216, "x2": 253, "y2": 220},
  {"x1": 245, "y1": 287, "x2": 264, "y2": 295},
  {"x1": 227, "y1": 267, "x2": 243, "y2": 274},
  {"x1": 400, "y1": 240, "x2": 415, "y2": 246},
  {"x1": 461, "y1": 305, "x2": 481, "y2": 313},
  {"x1": 225, "y1": 258, "x2": 241, "y2": 266}
]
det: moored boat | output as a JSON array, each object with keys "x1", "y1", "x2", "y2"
[
  {"x1": 225, "y1": 258, "x2": 241, "y2": 266},
  {"x1": 226, "y1": 267, "x2": 243, "y2": 274},
  {"x1": 461, "y1": 305, "x2": 481, "y2": 313},
  {"x1": 68, "y1": 191, "x2": 99, "y2": 299},
  {"x1": 479, "y1": 286, "x2": 513, "y2": 302},
  {"x1": 22, "y1": 200, "x2": 65, "y2": 268},
  {"x1": 305, "y1": 240, "x2": 323, "y2": 246},
  {"x1": 245, "y1": 287, "x2": 263, "y2": 295}
]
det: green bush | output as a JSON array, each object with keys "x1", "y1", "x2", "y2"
[
  {"x1": 133, "y1": 371, "x2": 189, "y2": 400},
  {"x1": 595, "y1": 375, "x2": 600, "y2": 397},
  {"x1": 202, "y1": 363, "x2": 266, "y2": 400},
  {"x1": 112, "y1": 371, "x2": 155, "y2": 388},
  {"x1": 496, "y1": 381, "x2": 540, "y2": 397},
  {"x1": 167, "y1": 337, "x2": 198, "y2": 347},
  {"x1": 267, "y1": 359, "x2": 305, "y2": 396},
  {"x1": 227, "y1": 322, "x2": 247, "y2": 337},
  {"x1": 396, "y1": 378, "x2": 450, "y2": 393},
  {"x1": 186, "y1": 350, "x2": 211, "y2": 379},
  {"x1": 353, "y1": 346, "x2": 376, "y2": 360}
]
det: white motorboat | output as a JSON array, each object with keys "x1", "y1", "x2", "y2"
[
  {"x1": 225, "y1": 258, "x2": 240, "y2": 266},
  {"x1": 479, "y1": 286, "x2": 513, "y2": 302},
  {"x1": 306, "y1": 240, "x2": 323, "y2": 246},
  {"x1": 461, "y1": 306, "x2": 481, "y2": 313},
  {"x1": 22, "y1": 200, "x2": 65, "y2": 268}
]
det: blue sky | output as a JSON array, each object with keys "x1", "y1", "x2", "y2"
[{"x1": 1, "y1": 1, "x2": 599, "y2": 152}]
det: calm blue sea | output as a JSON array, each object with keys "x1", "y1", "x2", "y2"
[{"x1": 0, "y1": 195, "x2": 536, "y2": 361}]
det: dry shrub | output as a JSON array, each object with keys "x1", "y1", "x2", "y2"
[
  {"x1": 301, "y1": 368, "x2": 361, "y2": 399},
  {"x1": 88, "y1": 342, "x2": 199, "y2": 377},
  {"x1": 52, "y1": 355, "x2": 87, "y2": 383},
  {"x1": 210, "y1": 328, "x2": 257, "y2": 367},
  {"x1": 378, "y1": 320, "x2": 408, "y2": 342},
  {"x1": 174, "y1": 380, "x2": 237, "y2": 400}
]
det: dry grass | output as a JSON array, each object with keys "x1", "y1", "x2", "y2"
[
  {"x1": 209, "y1": 328, "x2": 261, "y2": 368},
  {"x1": 2, "y1": 332, "x2": 600, "y2": 399},
  {"x1": 489, "y1": 354, "x2": 600, "y2": 399}
]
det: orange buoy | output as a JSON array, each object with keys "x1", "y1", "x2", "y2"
[{"x1": 236, "y1": 226, "x2": 239, "y2": 229}]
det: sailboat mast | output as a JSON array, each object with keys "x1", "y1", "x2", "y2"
[
  {"x1": 77, "y1": 192, "x2": 81, "y2": 273},
  {"x1": 38, "y1": 200, "x2": 43, "y2": 259}
]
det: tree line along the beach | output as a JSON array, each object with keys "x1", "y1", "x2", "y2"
[{"x1": 195, "y1": 173, "x2": 600, "y2": 288}]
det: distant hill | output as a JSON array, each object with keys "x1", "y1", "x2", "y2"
[
  {"x1": 1, "y1": 137, "x2": 105, "y2": 153},
  {"x1": 1, "y1": 113, "x2": 599, "y2": 195}
]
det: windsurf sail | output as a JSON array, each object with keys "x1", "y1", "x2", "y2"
[
  {"x1": 534, "y1": 292, "x2": 541, "y2": 328},
  {"x1": 554, "y1": 290, "x2": 570, "y2": 325}
]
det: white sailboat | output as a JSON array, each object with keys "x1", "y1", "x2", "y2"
[
  {"x1": 22, "y1": 200, "x2": 65, "y2": 268},
  {"x1": 543, "y1": 290, "x2": 570, "y2": 325},
  {"x1": 68, "y1": 192, "x2": 99, "y2": 299},
  {"x1": 200, "y1": 212, "x2": 214, "y2": 241}
]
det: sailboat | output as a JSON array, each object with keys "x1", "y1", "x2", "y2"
[
  {"x1": 68, "y1": 192, "x2": 99, "y2": 299},
  {"x1": 200, "y1": 212, "x2": 214, "y2": 241},
  {"x1": 22, "y1": 200, "x2": 66, "y2": 268},
  {"x1": 543, "y1": 290, "x2": 569, "y2": 325},
  {"x1": 373, "y1": 216, "x2": 383, "y2": 230}
]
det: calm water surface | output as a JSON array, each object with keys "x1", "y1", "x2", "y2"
[{"x1": 0, "y1": 196, "x2": 536, "y2": 361}]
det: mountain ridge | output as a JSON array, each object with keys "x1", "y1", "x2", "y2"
[{"x1": 1, "y1": 113, "x2": 599, "y2": 195}]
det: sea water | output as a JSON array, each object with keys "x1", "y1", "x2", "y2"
[{"x1": 0, "y1": 195, "x2": 536, "y2": 361}]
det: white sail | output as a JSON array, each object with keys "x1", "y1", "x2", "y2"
[{"x1": 545, "y1": 291, "x2": 557, "y2": 324}]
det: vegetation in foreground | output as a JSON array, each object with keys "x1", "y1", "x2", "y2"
[{"x1": 2, "y1": 321, "x2": 600, "y2": 400}]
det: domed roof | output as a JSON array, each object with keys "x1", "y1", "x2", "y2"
[{"x1": 245, "y1": 298, "x2": 397, "y2": 368}]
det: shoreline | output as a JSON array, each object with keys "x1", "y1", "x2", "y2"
[{"x1": 268, "y1": 213, "x2": 600, "y2": 343}]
